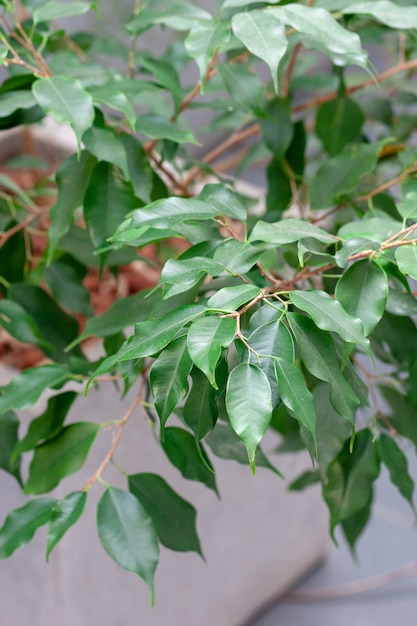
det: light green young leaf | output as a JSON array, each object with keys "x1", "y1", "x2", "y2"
[
  {"x1": 0, "y1": 364, "x2": 69, "y2": 419},
  {"x1": 395, "y1": 245, "x2": 417, "y2": 281},
  {"x1": 24, "y1": 423, "x2": 100, "y2": 495},
  {"x1": 335, "y1": 260, "x2": 388, "y2": 336},
  {"x1": 232, "y1": 10, "x2": 288, "y2": 93},
  {"x1": 128, "y1": 473, "x2": 203, "y2": 556},
  {"x1": 249, "y1": 218, "x2": 337, "y2": 245},
  {"x1": 290, "y1": 290, "x2": 370, "y2": 350},
  {"x1": 0, "y1": 498, "x2": 56, "y2": 559},
  {"x1": 207, "y1": 284, "x2": 260, "y2": 312},
  {"x1": 150, "y1": 336, "x2": 192, "y2": 434},
  {"x1": 33, "y1": 1, "x2": 92, "y2": 24},
  {"x1": 342, "y1": 1, "x2": 417, "y2": 29},
  {"x1": 97, "y1": 487, "x2": 159, "y2": 604},
  {"x1": 275, "y1": 4, "x2": 368, "y2": 67},
  {"x1": 32, "y1": 77, "x2": 94, "y2": 150},
  {"x1": 378, "y1": 434, "x2": 415, "y2": 512},
  {"x1": 47, "y1": 491, "x2": 87, "y2": 560},
  {"x1": 187, "y1": 316, "x2": 236, "y2": 388},
  {"x1": 162, "y1": 427, "x2": 219, "y2": 495},
  {"x1": 225, "y1": 363, "x2": 273, "y2": 471},
  {"x1": 87, "y1": 305, "x2": 205, "y2": 388},
  {"x1": 0, "y1": 44, "x2": 8, "y2": 65}
]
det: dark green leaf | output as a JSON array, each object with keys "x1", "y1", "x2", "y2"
[
  {"x1": 395, "y1": 245, "x2": 417, "y2": 281},
  {"x1": 259, "y1": 97, "x2": 293, "y2": 159},
  {"x1": 207, "y1": 284, "x2": 260, "y2": 312},
  {"x1": 341, "y1": 501, "x2": 372, "y2": 554},
  {"x1": 0, "y1": 498, "x2": 56, "y2": 559},
  {"x1": 289, "y1": 471, "x2": 320, "y2": 491},
  {"x1": 187, "y1": 317, "x2": 236, "y2": 388},
  {"x1": 377, "y1": 434, "x2": 415, "y2": 511},
  {"x1": 128, "y1": 473, "x2": 203, "y2": 556},
  {"x1": 316, "y1": 97, "x2": 364, "y2": 156},
  {"x1": 218, "y1": 62, "x2": 263, "y2": 111},
  {"x1": 313, "y1": 383, "x2": 352, "y2": 475},
  {"x1": 0, "y1": 412, "x2": 21, "y2": 484},
  {"x1": 136, "y1": 114, "x2": 198, "y2": 145},
  {"x1": 196, "y1": 183, "x2": 247, "y2": 222},
  {"x1": 183, "y1": 367, "x2": 218, "y2": 440},
  {"x1": 44, "y1": 255, "x2": 93, "y2": 317},
  {"x1": 83, "y1": 126, "x2": 129, "y2": 177},
  {"x1": 0, "y1": 300, "x2": 48, "y2": 349},
  {"x1": 46, "y1": 491, "x2": 87, "y2": 560},
  {"x1": 121, "y1": 134, "x2": 153, "y2": 203},
  {"x1": 24, "y1": 422, "x2": 100, "y2": 495},
  {"x1": 97, "y1": 487, "x2": 159, "y2": 603}
]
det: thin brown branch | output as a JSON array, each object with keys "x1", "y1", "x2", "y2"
[
  {"x1": 355, "y1": 164, "x2": 417, "y2": 204},
  {"x1": 282, "y1": 42, "x2": 302, "y2": 98},
  {"x1": 0, "y1": 209, "x2": 48, "y2": 246}
]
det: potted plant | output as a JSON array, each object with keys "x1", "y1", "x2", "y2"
[{"x1": 0, "y1": 0, "x2": 417, "y2": 614}]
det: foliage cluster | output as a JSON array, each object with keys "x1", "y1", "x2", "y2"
[{"x1": 1, "y1": 0, "x2": 417, "y2": 601}]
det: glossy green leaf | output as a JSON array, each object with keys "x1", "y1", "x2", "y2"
[
  {"x1": 0, "y1": 90, "x2": 36, "y2": 116},
  {"x1": 119, "y1": 197, "x2": 219, "y2": 232},
  {"x1": 341, "y1": 501, "x2": 372, "y2": 554},
  {"x1": 396, "y1": 191, "x2": 417, "y2": 221},
  {"x1": 47, "y1": 151, "x2": 97, "y2": 263},
  {"x1": 185, "y1": 20, "x2": 230, "y2": 85},
  {"x1": 289, "y1": 471, "x2": 321, "y2": 491},
  {"x1": 395, "y1": 245, "x2": 417, "y2": 281},
  {"x1": 150, "y1": 336, "x2": 192, "y2": 433},
  {"x1": 162, "y1": 427, "x2": 218, "y2": 495},
  {"x1": 0, "y1": 498, "x2": 56, "y2": 559},
  {"x1": 207, "y1": 284, "x2": 260, "y2": 313},
  {"x1": 183, "y1": 367, "x2": 218, "y2": 440},
  {"x1": 24, "y1": 422, "x2": 100, "y2": 495},
  {"x1": 84, "y1": 162, "x2": 136, "y2": 252},
  {"x1": 276, "y1": 4, "x2": 368, "y2": 67},
  {"x1": 342, "y1": 1, "x2": 417, "y2": 29},
  {"x1": 128, "y1": 473, "x2": 203, "y2": 556},
  {"x1": 87, "y1": 305, "x2": 205, "y2": 388},
  {"x1": 136, "y1": 113, "x2": 198, "y2": 144},
  {"x1": 288, "y1": 313, "x2": 360, "y2": 420},
  {"x1": 226, "y1": 363, "x2": 273, "y2": 471},
  {"x1": 159, "y1": 257, "x2": 223, "y2": 298},
  {"x1": 33, "y1": 1, "x2": 92, "y2": 24},
  {"x1": 245, "y1": 303, "x2": 284, "y2": 334},
  {"x1": 0, "y1": 412, "x2": 21, "y2": 484},
  {"x1": 313, "y1": 383, "x2": 352, "y2": 475},
  {"x1": 232, "y1": 10, "x2": 288, "y2": 93},
  {"x1": 323, "y1": 429, "x2": 380, "y2": 537},
  {"x1": 249, "y1": 218, "x2": 337, "y2": 245},
  {"x1": 0, "y1": 365, "x2": 69, "y2": 419},
  {"x1": 259, "y1": 97, "x2": 293, "y2": 159},
  {"x1": 97, "y1": 487, "x2": 159, "y2": 603},
  {"x1": 196, "y1": 183, "x2": 247, "y2": 222},
  {"x1": 32, "y1": 77, "x2": 94, "y2": 150},
  {"x1": 377, "y1": 434, "x2": 415, "y2": 512},
  {"x1": 0, "y1": 300, "x2": 48, "y2": 349},
  {"x1": 44, "y1": 255, "x2": 93, "y2": 317},
  {"x1": 89, "y1": 87, "x2": 136, "y2": 130},
  {"x1": 121, "y1": 134, "x2": 153, "y2": 203},
  {"x1": 83, "y1": 126, "x2": 129, "y2": 178},
  {"x1": 335, "y1": 237, "x2": 380, "y2": 268},
  {"x1": 205, "y1": 421, "x2": 282, "y2": 476},
  {"x1": 316, "y1": 97, "x2": 364, "y2": 156},
  {"x1": 12, "y1": 392, "x2": 77, "y2": 460},
  {"x1": 335, "y1": 260, "x2": 388, "y2": 336},
  {"x1": 187, "y1": 317, "x2": 236, "y2": 388},
  {"x1": 338, "y1": 217, "x2": 402, "y2": 243},
  {"x1": 214, "y1": 239, "x2": 263, "y2": 274},
  {"x1": 46, "y1": 491, "x2": 87, "y2": 560},
  {"x1": 309, "y1": 143, "x2": 381, "y2": 210},
  {"x1": 290, "y1": 290, "x2": 369, "y2": 350}
]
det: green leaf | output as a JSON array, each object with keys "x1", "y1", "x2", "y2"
[
  {"x1": 231, "y1": 10, "x2": 288, "y2": 93},
  {"x1": 97, "y1": 487, "x2": 159, "y2": 604},
  {"x1": 377, "y1": 434, "x2": 415, "y2": 512},
  {"x1": 276, "y1": 4, "x2": 368, "y2": 67},
  {"x1": 287, "y1": 313, "x2": 360, "y2": 420},
  {"x1": 185, "y1": 20, "x2": 230, "y2": 86},
  {"x1": 335, "y1": 260, "x2": 388, "y2": 336},
  {"x1": 24, "y1": 422, "x2": 100, "y2": 495},
  {"x1": 32, "y1": 77, "x2": 94, "y2": 150},
  {"x1": 87, "y1": 305, "x2": 205, "y2": 388},
  {"x1": 162, "y1": 427, "x2": 218, "y2": 495},
  {"x1": 0, "y1": 44, "x2": 8, "y2": 65},
  {"x1": 183, "y1": 367, "x2": 218, "y2": 440},
  {"x1": 83, "y1": 126, "x2": 129, "y2": 178},
  {"x1": 274, "y1": 359, "x2": 317, "y2": 447},
  {"x1": 342, "y1": 1, "x2": 417, "y2": 29},
  {"x1": 341, "y1": 501, "x2": 372, "y2": 554},
  {"x1": 0, "y1": 90, "x2": 37, "y2": 117},
  {"x1": 259, "y1": 97, "x2": 293, "y2": 159},
  {"x1": 118, "y1": 197, "x2": 219, "y2": 232},
  {"x1": 136, "y1": 113, "x2": 198, "y2": 145},
  {"x1": 187, "y1": 317, "x2": 236, "y2": 388},
  {"x1": 316, "y1": 97, "x2": 364, "y2": 156},
  {"x1": 47, "y1": 151, "x2": 97, "y2": 262},
  {"x1": 226, "y1": 363, "x2": 272, "y2": 471},
  {"x1": 289, "y1": 470, "x2": 321, "y2": 491},
  {"x1": 0, "y1": 412, "x2": 21, "y2": 484},
  {"x1": 0, "y1": 300, "x2": 48, "y2": 349},
  {"x1": 313, "y1": 383, "x2": 352, "y2": 475},
  {"x1": 121, "y1": 134, "x2": 153, "y2": 203},
  {"x1": 395, "y1": 245, "x2": 417, "y2": 281},
  {"x1": 89, "y1": 87, "x2": 136, "y2": 131},
  {"x1": 0, "y1": 364, "x2": 69, "y2": 419},
  {"x1": 335, "y1": 237, "x2": 380, "y2": 268},
  {"x1": 338, "y1": 217, "x2": 402, "y2": 243},
  {"x1": 323, "y1": 429, "x2": 380, "y2": 537},
  {"x1": 46, "y1": 491, "x2": 87, "y2": 560},
  {"x1": 159, "y1": 257, "x2": 223, "y2": 298},
  {"x1": 84, "y1": 162, "x2": 136, "y2": 252},
  {"x1": 205, "y1": 420, "x2": 282, "y2": 476},
  {"x1": 44, "y1": 255, "x2": 93, "y2": 317},
  {"x1": 207, "y1": 284, "x2": 260, "y2": 312},
  {"x1": 249, "y1": 218, "x2": 337, "y2": 245},
  {"x1": 0, "y1": 498, "x2": 56, "y2": 559},
  {"x1": 196, "y1": 183, "x2": 247, "y2": 222},
  {"x1": 309, "y1": 143, "x2": 381, "y2": 210},
  {"x1": 128, "y1": 473, "x2": 203, "y2": 556},
  {"x1": 290, "y1": 290, "x2": 370, "y2": 350},
  {"x1": 218, "y1": 62, "x2": 264, "y2": 111},
  {"x1": 150, "y1": 336, "x2": 192, "y2": 433},
  {"x1": 214, "y1": 239, "x2": 263, "y2": 274},
  {"x1": 397, "y1": 188, "x2": 417, "y2": 221},
  {"x1": 12, "y1": 391, "x2": 77, "y2": 459},
  {"x1": 33, "y1": 1, "x2": 92, "y2": 24}
]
